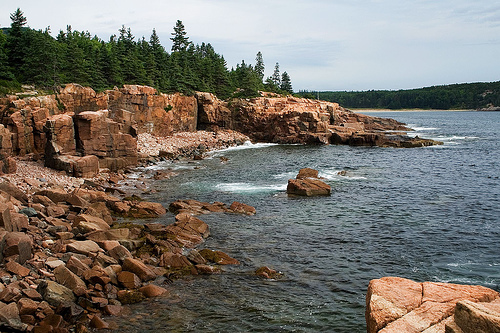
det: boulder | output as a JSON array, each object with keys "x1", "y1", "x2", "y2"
[
  {"x1": 139, "y1": 284, "x2": 168, "y2": 297},
  {"x1": 229, "y1": 201, "x2": 256, "y2": 215},
  {"x1": 0, "y1": 285, "x2": 22, "y2": 303},
  {"x1": 0, "y1": 301, "x2": 28, "y2": 332},
  {"x1": 195, "y1": 264, "x2": 221, "y2": 275},
  {"x1": 117, "y1": 271, "x2": 141, "y2": 289},
  {"x1": 122, "y1": 257, "x2": 156, "y2": 282},
  {"x1": 199, "y1": 249, "x2": 240, "y2": 265},
  {"x1": 159, "y1": 253, "x2": 193, "y2": 269},
  {"x1": 296, "y1": 167, "x2": 320, "y2": 179},
  {"x1": 287, "y1": 178, "x2": 331, "y2": 196},
  {"x1": 65, "y1": 256, "x2": 90, "y2": 278},
  {"x1": 365, "y1": 277, "x2": 500, "y2": 333},
  {"x1": 17, "y1": 297, "x2": 38, "y2": 315},
  {"x1": 255, "y1": 266, "x2": 283, "y2": 279},
  {"x1": 66, "y1": 240, "x2": 101, "y2": 255},
  {"x1": 5, "y1": 260, "x2": 30, "y2": 277},
  {"x1": 73, "y1": 214, "x2": 110, "y2": 233},
  {"x1": 107, "y1": 245, "x2": 132, "y2": 262},
  {"x1": 169, "y1": 199, "x2": 228, "y2": 215},
  {"x1": 1, "y1": 231, "x2": 32, "y2": 264},
  {"x1": 53, "y1": 265, "x2": 87, "y2": 292},
  {"x1": 164, "y1": 213, "x2": 209, "y2": 248},
  {"x1": 37, "y1": 280, "x2": 76, "y2": 307},
  {"x1": 0, "y1": 180, "x2": 28, "y2": 204}
]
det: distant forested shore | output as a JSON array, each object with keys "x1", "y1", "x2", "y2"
[{"x1": 298, "y1": 81, "x2": 500, "y2": 110}]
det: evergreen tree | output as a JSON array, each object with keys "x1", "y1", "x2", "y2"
[
  {"x1": 230, "y1": 60, "x2": 260, "y2": 98},
  {"x1": 117, "y1": 26, "x2": 147, "y2": 84},
  {"x1": 58, "y1": 26, "x2": 91, "y2": 85},
  {"x1": 0, "y1": 30, "x2": 14, "y2": 80},
  {"x1": 255, "y1": 51, "x2": 265, "y2": 82},
  {"x1": 271, "y1": 62, "x2": 280, "y2": 86},
  {"x1": 21, "y1": 27, "x2": 59, "y2": 87},
  {"x1": 170, "y1": 20, "x2": 190, "y2": 52},
  {"x1": 7, "y1": 8, "x2": 28, "y2": 78},
  {"x1": 280, "y1": 71, "x2": 293, "y2": 94}
]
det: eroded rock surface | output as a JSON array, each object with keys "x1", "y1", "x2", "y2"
[{"x1": 366, "y1": 276, "x2": 500, "y2": 333}]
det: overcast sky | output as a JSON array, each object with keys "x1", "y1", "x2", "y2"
[{"x1": 1, "y1": 0, "x2": 499, "y2": 91}]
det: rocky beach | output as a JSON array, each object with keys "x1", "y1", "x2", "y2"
[{"x1": 0, "y1": 84, "x2": 497, "y2": 332}]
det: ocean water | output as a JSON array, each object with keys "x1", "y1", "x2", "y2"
[{"x1": 114, "y1": 111, "x2": 500, "y2": 332}]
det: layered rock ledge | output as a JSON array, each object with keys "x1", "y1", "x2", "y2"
[{"x1": 366, "y1": 276, "x2": 500, "y2": 333}]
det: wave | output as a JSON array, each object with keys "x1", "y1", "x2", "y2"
[
  {"x1": 320, "y1": 169, "x2": 367, "y2": 181},
  {"x1": 434, "y1": 135, "x2": 480, "y2": 141},
  {"x1": 408, "y1": 125, "x2": 440, "y2": 131},
  {"x1": 272, "y1": 171, "x2": 297, "y2": 180},
  {"x1": 215, "y1": 182, "x2": 287, "y2": 193},
  {"x1": 213, "y1": 141, "x2": 280, "y2": 154}
]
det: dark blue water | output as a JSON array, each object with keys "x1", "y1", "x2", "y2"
[{"x1": 115, "y1": 111, "x2": 500, "y2": 332}]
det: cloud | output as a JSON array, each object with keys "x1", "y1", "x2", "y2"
[{"x1": 1, "y1": 0, "x2": 499, "y2": 90}]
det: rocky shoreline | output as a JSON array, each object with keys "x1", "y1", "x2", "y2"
[{"x1": 0, "y1": 130, "x2": 262, "y2": 332}]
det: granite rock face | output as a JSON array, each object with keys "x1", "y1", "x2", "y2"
[
  {"x1": 196, "y1": 93, "x2": 442, "y2": 147},
  {"x1": 0, "y1": 84, "x2": 199, "y2": 176},
  {"x1": 365, "y1": 276, "x2": 500, "y2": 333}
]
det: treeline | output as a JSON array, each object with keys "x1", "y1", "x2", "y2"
[
  {"x1": 298, "y1": 81, "x2": 500, "y2": 110},
  {"x1": 0, "y1": 8, "x2": 293, "y2": 99}
]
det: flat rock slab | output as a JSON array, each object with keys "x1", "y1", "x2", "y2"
[
  {"x1": 66, "y1": 240, "x2": 102, "y2": 255},
  {"x1": 366, "y1": 277, "x2": 500, "y2": 333}
]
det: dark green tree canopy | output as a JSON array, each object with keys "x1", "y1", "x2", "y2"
[{"x1": 1, "y1": 8, "x2": 293, "y2": 100}]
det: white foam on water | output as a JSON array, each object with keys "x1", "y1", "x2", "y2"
[
  {"x1": 320, "y1": 169, "x2": 367, "y2": 181},
  {"x1": 215, "y1": 182, "x2": 287, "y2": 193},
  {"x1": 213, "y1": 141, "x2": 280, "y2": 154},
  {"x1": 407, "y1": 124, "x2": 439, "y2": 131},
  {"x1": 434, "y1": 135, "x2": 479, "y2": 141},
  {"x1": 272, "y1": 171, "x2": 297, "y2": 180}
]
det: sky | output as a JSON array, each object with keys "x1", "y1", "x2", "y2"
[{"x1": 1, "y1": 0, "x2": 500, "y2": 91}]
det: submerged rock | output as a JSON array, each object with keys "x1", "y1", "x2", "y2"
[{"x1": 255, "y1": 266, "x2": 283, "y2": 279}]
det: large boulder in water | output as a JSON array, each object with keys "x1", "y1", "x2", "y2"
[{"x1": 287, "y1": 168, "x2": 331, "y2": 196}]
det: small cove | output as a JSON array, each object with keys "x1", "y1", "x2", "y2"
[{"x1": 113, "y1": 111, "x2": 500, "y2": 332}]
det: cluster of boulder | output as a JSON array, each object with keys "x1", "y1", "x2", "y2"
[
  {"x1": 366, "y1": 276, "x2": 500, "y2": 332},
  {"x1": 0, "y1": 176, "x2": 258, "y2": 332}
]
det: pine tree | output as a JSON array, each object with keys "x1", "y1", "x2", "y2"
[
  {"x1": 255, "y1": 51, "x2": 265, "y2": 82},
  {"x1": 170, "y1": 20, "x2": 190, "y2": 52},
  {"x1": 271, "y1": 62, "x2": 281, "y2": 86},
  {"x1": 21, "y1": 27, "x2": 59, "y2": 87},
  {"x1": 0, "y1": 30, "x2": 14, "y2": 80},
  {"x1": 7, "y1": 8, "x2": 28, "y2": 78},
  {"x1": 280, "y1": 71, "x2": 293, "y2": 94}
]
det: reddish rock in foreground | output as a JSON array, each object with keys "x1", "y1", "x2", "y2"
[{"x1": 366, "y1": 276, "x2": 500, "y2": 333}]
